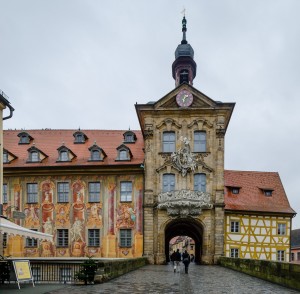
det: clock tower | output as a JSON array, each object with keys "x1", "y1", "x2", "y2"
[
  {"x1": 172, "y1": 16, "x2": 197, "y2": 87},
  {"x1": 136, "y1": 16, "x2": 235, "y2": 265}
]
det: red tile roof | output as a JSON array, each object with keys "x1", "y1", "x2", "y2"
[
  {"x1": 224, "y1": 170, "x2": 296, "y2": 214},
  {"x1": 3, "y1": 129, "x2": 144, "y2": 167}
]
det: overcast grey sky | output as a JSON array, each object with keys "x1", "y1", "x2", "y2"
[{"x1": 1, "y1": 0, "x2": 299, "y2": 229}]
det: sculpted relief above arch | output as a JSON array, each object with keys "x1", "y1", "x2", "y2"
[{"x1": 156, "y1": 136, "x2": 213, "y2": 176}]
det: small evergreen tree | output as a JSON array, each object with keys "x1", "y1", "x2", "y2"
[{"x1": 75, "y1": 257, "x2": 98, "y2": 285}]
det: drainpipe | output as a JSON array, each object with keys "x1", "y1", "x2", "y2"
[{"x1": 0, "y1": 90, "x2": 14, "y2": 217}]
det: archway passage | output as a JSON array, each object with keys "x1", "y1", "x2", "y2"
[{"x1": 165, "y1": 218, "x2": 203, "y2": 264}]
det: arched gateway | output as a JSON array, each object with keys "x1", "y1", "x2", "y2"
[{"x1": 164, "y1": 218, "x2": 203, "y2": 264}]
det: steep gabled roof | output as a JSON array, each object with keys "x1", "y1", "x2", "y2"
[
  {"x1": 224, "y1": 170, "x2": 296, "y2": 215},
  {"x1": 3, "y1": 129, "x2": 144, "y2": 168}
]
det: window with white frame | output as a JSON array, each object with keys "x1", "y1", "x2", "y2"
[
  {"x1": 88, "y1": 229, "x2": 100, "y2": 246},
  {"x1": 3, "y1": 184, "x2": 8, "y2": 203},
  {"x1": 74, "y1": 133, "x2": 85, "y2": 143},
  {"x1": 91, "y1": 149, "x2": 101, "y2": 161},
  {"x1": 194, "y1": 131, "x2": 206, "y2": 152},
  {"x1": 27, "y1": 183, "x2": 38, "y2": 203},
  {"x1": 277, "y1": 250, "x2": 285, "y2": 262},
  {"x1": 57, "y1": 182, "x2": 69, "y2": 202},
  {"x1": 297, "y1": 252, "x2": 300, "y2": 260},
  {"x1": 230, "y1": 248, "x2": 239, "y2": 258},
  {"x1": 163, "y1": 174, "x2": 175, "y2": 192},
  {"x1": 194, "y1": 173, "x2": 206, "y2": 192},
  {"x1": 119, "y1": 150, "x2": 128, "y2": 160},
  {"x1": 57, "y1": 229, "x2": 69, "y2": 247},
  {"x1": 230, "y1": 221, "x2": 239, "y2": 233},
  {"x1": 3, "y1": 151, "x2": 8, "y2": 163},
  {"x1": 18, "y1": 133, "x2": 31, "y2": 144},
  {"x1": 59, "y1": 150, "x2": 69, "y2": 162},
  {"x1": 277, "y1": 223, "x2": 286, "y2": 235},
  {"x1": 30, "y1": 151, "x2": 40, "y2": 162},
  {"x1": 26, "y1": 229, "x2": 38, "y2": 247},
  {"x1": 88, "y1": 182, "x2": 100, "y2": 202},
  {"x1": 162, "y1": 131, "x2": 175, "y2": 152},
  {"x1": 120, "y1": 181, "x2": 132, "y2": 202},
  {"x1": 120, "y1": 229, "x2": 132, "y2": 247}
]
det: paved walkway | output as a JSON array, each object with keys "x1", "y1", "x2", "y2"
[{"x1": 1, "y1": 263, "x2": 299, "y2": 293}]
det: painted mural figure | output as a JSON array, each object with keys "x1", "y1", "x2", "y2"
[
  {"x1": 71, "y1": 217, "x2": 84, "y2": 242},
  {"x1": 116, "y1": 204, "x2": 136, "y2": 228},
  {"x1": 24, "y1": 204, "x2": 40, "y2": 227},
  {"x1": 43, "y1": 217, "x2": 53, "y2": 235}
]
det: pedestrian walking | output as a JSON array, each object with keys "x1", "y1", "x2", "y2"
[
  {"x1": 182, "y1": 250, "x2": 191, "y2": 274},
  {"x1": 170, "y1": 250, "x2": 176, "y2": 265},
  {"x1": 174, "y1": 249, "x2": 181, "y2": 272}
]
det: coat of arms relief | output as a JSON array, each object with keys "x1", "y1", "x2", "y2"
[{"x1": 157, "y1": 136, "x2": 213, "y2": 216}]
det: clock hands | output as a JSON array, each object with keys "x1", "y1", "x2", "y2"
[{"x1": 182, "y1": 94, "x2": 189, "y2": 102}]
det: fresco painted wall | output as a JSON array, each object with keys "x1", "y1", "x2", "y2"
[{"x1": 3, "y1": 174, "x2": 143, "y2": 258}]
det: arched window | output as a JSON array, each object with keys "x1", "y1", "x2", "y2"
[
  {"x1": 194, "y1": 131, "x2": 206, "y2": 152},
  {"x1": 194, "y1": 173, "x2": 206, "y2": 192},
  {"x1": 60, "y1": 150, "x2": 69, "y2": 161},
  {"x1": 119, "y1": 150, "x2": 128, "y2": 160},
  {"x1": 91, "y1": 149, "x2": 101, "y2": 161},
  {"x1": 163, "y1": 131, "x2": 176, "y2": 152},
  {"x1": 30, "y1": 151, "x2": 39, "y2": 162},
  {"x1": 180, "y1": 69, "x2": 189, "y2": 84},
  {"x1": 163, "y1": 174, "x2": 175, "y2": 192}
]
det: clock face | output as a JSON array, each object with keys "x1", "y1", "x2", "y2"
[{"x1": 176, "y1": 90, "x2": 193, "y2": 107}]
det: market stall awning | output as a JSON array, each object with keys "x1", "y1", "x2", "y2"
[{"x1": 0, "y1": 217, "x2": 53, "y2": 242}]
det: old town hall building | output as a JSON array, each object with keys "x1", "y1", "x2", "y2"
[{"x1": 1, "y1": 17, "x2": 295, "y2": 264}]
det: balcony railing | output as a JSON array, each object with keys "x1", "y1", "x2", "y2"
[{"x1": 157, "y1": 189, "x2": 213, "y2": 216}]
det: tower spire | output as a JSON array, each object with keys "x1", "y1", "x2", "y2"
[
  {"x1": 172, "y1": 14, "x2": 197, "y2": 87},
  {"x1": 181, "y1": 15, "x2": 187, "y2": 45}
]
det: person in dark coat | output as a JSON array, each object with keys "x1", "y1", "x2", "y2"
[
  {"x1": 182, "y1": 250, "x2": 191, "y2": 274},
  {"x1": 170, "y1": 250, "x2": 176, "y2": 265},
  {"x1": 174, "y1": 249, "x2": 181, "y2": 272}
]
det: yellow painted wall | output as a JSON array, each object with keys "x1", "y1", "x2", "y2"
[{"x1": 224, "y1": 213, "x2": 291, "y2": 261}]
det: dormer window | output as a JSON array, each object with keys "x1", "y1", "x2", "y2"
[
  {"x1": 120, "y1": 150, "x2": 128, "y2": 160},
  {"x1": 3, "y1": 151, "x2": 8, "y2": 163},
  {"x1": 18, "y1": 132, "x2": 33, "y2": 144},
  {"x1": 116, "y1": 144, "x2": 132, "y2": 161},
  {"x1": 73, "y1": 131, "x2": 88, "y2": 144},
  {"x1": 92, "y1": 150, "x2": 101, "y2": 160},
  {"x1": 88, "y1": 144, "x2": 106, "y2": 162},
  {"x1": 264, "y1": 190, "x2": 273, "y2": 196},
  {"x1": 27, "y1": 146, "x2": 47, "y2": 163},
  {"x1": 3, "y1": 149, "x2": 17, "y2": 164},
  {"x1": 232, "y1": 188, "x2": 240, "y2": 195},
  {"x1": 123, "y1": 131, "x2": 137, "y2": 143},
  {"x1": 60, "y1": 150, "x2": 69, "y2": 161},
  {"x1": 57, "y1": 146, "x2": 75, "y2": 162},
  {"x1": 30, "y1": 151, "x2": 39, "y2": 162}
]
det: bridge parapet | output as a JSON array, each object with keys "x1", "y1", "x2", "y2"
[
  {"x1": 157, "y1": 190, "x2": 213, "y2": 216},
  {"x1": 219, "y1": 257, "x2": 300, "y2": 291}
]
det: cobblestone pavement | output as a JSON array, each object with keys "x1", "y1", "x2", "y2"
[{"x1": 46, "y1": 263, "x2": 299, "y2": 294}]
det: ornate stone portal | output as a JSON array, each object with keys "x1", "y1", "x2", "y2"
[{"x1": 158, "y1": 189, "x2": 213, "y2": 216}]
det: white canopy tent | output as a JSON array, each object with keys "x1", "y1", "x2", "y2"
[{"x1": 0, "y1": 217, "x2": 53, "y2": 242}]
